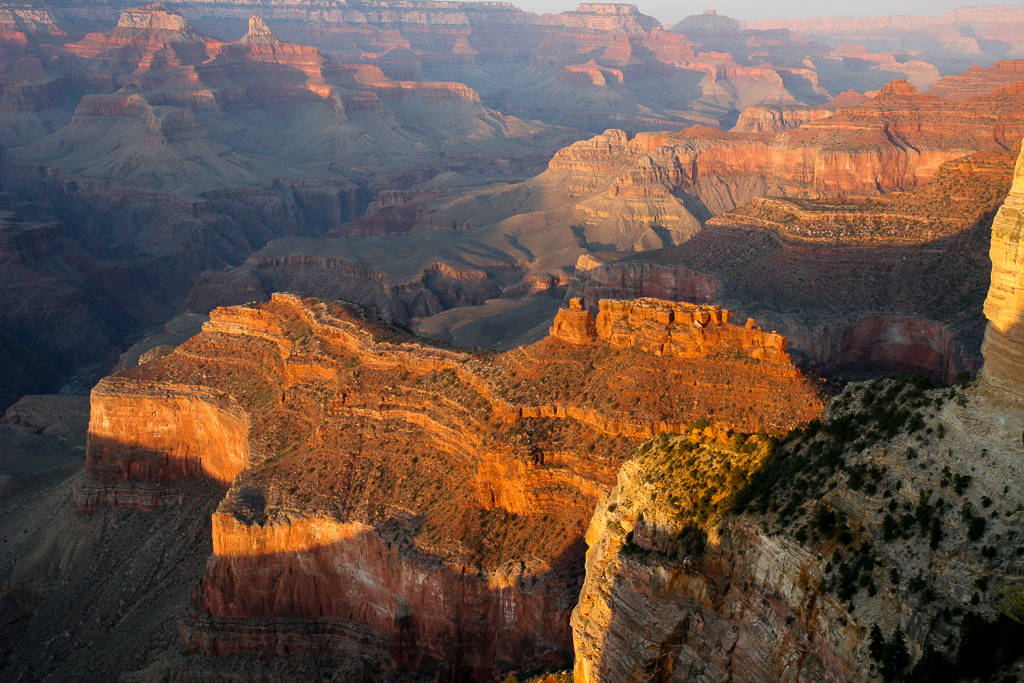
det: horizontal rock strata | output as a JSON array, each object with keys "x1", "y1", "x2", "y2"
[{"x1": 80, "y1": 292, "x2": 824, "y2": 679}]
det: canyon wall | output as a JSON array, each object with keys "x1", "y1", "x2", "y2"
[
  {"x1": 572, "y1": 452, "x2": 857, "y2": 682},
  {"x1": 79, "y1": 292, "x2": 823, "y2": 679},
  {"x1": 86, "y1": 379, "x2": 250, "y2": 486},
  {"x1": 567, "y1": 149, "x2": 1016, "y2": 384}
]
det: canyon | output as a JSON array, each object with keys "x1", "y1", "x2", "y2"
[
  {"x1": 3, "y1": 3, "x2": 1024, "y2": 682},
  {"x1": 3, "y1": 3, "x2": 1024, "y2": 405},
  {"x1": 0, "y1": 2, "x2": 578, "y2": 406},
  {"x1": 185, "y1": 81, "x2": 1024, "y2": 383}
]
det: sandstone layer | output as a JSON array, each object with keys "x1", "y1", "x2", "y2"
[{"x1": 79, "y1": 292, "x2": 823, "y2": 679}]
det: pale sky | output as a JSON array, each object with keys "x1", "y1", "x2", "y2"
[{"x1": 508, "y1": 1, "x2": 1023, "y2": 25}]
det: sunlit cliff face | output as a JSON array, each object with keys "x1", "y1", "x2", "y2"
[{"x1": 982, "y1": 145, "x2": 1024, "y2": 398}]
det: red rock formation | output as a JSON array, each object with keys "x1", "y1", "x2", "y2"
[
  {"x1": 549, "y1": 78, "x2": 1024, "y2": 198},
  {"x1": 548, "y1": 298, "x2": 596, "y2": 344},
  {"x1": 80, "y1": 293, "x2": 823, "y2": 678},
  {"x1": 66, "y1": 3, "x2": 216, "y2": 86},
  {"x1": 87, "y1": 379, "x2": 250, "y2": 486}
]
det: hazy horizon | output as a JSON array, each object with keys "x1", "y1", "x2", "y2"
[{"x1": 502, "y1": 1, "x2": 1019, "y2": 24}]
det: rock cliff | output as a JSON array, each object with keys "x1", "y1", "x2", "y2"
[
  {"x1": 732, "y1": 90, "x2": 868, "y2": 133},
  {"x1": 928, "y1": 59, "x2": 1024, "y2": 100},
  {"x1": 573, "y1": 375, "x2": 1024, "y2": 682},
  {"x1": 981, "y1": 144, "x2": 1024, "y2": 398},
  {"x1": 79, "y1": 292, "x2": 823, "y2": 679}
]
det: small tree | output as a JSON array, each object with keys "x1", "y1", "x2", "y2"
[
  {"x1": 868, "y1": 623, "x2": 885, "y2": 661},
  {"x1": 881, "y1": 624, "x2": 909, "y2": 680}
]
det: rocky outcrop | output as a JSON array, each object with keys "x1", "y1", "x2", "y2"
[
  {"x1": 572, "y1": 377, "x2": 1024, "y2": 682},
  {"x1": 731, "y1": 104, "x2": 836, "y2": 133},
  {"x1": 548, "y1": 297, "x2": 596, "y2": 344},
  {"x1": 571, "y1": 437, "x2": 856, "y2": 682},
  {"x1": 981, "y1": 144, "x2": 1024, "y2": 397},
  {"x1": 552, "y1": 298, "x2": 792, "y2": 366},
  {"x1": 85, "y1": 379, "x2": 250, "y2": 486},
  {"x1": 80, "y1": 293, "x2": 823, "y2": 678},
  {"x1": 732, "y1": 90, "x2": 868, "y2": 133}
]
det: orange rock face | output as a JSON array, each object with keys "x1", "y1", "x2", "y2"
[
  {"x1": 81, "y1": 292, "x2": 823, "y2": 678},
  {"x1": 86, "y1": 379, "x2": 250, "y2": 487}
]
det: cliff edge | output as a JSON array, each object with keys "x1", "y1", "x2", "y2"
[{"x1": 981, "y1": 144, "x2": 1024, "y2": 399}]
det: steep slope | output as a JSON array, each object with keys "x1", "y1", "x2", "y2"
[
  {"x1": 76, "y1": 293, "x2": 823, "y2": 680},
  {"x1": 0, "y1": 194, "x2": 131, "y2": 407}
]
